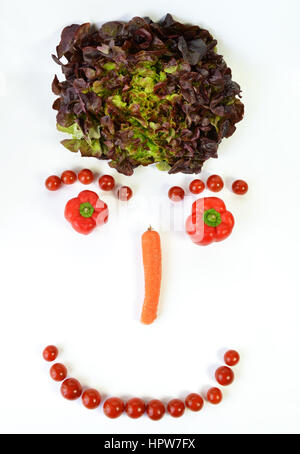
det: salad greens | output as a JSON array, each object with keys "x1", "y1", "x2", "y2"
[{"x1": 52, "y1": 14, "x2": 244, "y2": 175}]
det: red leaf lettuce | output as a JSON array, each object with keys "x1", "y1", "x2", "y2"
[{"x1": 52, "y1": 14, "x2": 244, "y2": 175}]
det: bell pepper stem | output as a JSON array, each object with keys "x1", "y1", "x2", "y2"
[
  {"x1": 79, "y1": 202, "x2": 94, "y2": 218},
  {"x1": 203, "y1": 208, "x2": 222, "y2": 227}
]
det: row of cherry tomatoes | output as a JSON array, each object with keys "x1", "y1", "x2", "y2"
[
  {"x1": 46, "y1": 170, "x2": 248, "y2": 204},
  {"x1": 43, "y1": 345, "x2": 240, "y2": 420},
  {"x1": 45, "y1": 170, "x2": 133, "y2": 201},
  {"x1": 168, "y1": 175, "x2": 248, "y2": 202}
]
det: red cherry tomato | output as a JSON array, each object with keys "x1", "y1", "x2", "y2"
[
  {"x1": 43, "y1": 345, "x2": 58, "y2": 362},
  {"x1": 45, "y1": 175, "x2": 61, "y2": 191},
  {"x1": 60, "y1": 378, "x2": 82, "y2": 400},
  {"x1": 117, "y1": 186, "x2": 133, "y2": 201},
  {"x1": 168, "y1": 186, "x2": 185, "y2": 201},
  {"x1": 207, "y1": 387, "x2": 222, "y2": 404},
  {"x1": 78, "y1": 169, "x2": 94, "y2": 185},
  {"x1": 224, "y1": 349, "x2": 240, "y2": 366},
  {"x1": 215, "y1": 366, "x2": 234, "y2": 386},
  {"x1": 50, "y1": 363, "x2": 67, "y2": 381},
  {"x1": 189, "y1": 179, "x2": 205, "y2": 194},
  {"x1": 167, "y1": 399, "x2": 185, "y2": 418},
  {"x1": 61, "y1": 170, "x2": 77, "y2": 185},
  {"x1": 207, "y1": 175, "x2": 224, "y2": 192},
  {"x1": 103, "y1": 397, "x2": 124, "y2": 418},
  {"x1": 232, "y1": 180, "x2": 248, "y2": 195},
  {"x1": 185, "y1": 393, "x2": 204, "y2": 412},
  {"x1": 146, "y1": 400, "x2": 165, "y2": 421},
  {"x1": 82, "y1": 388, "x2": 101, "y2": 409},
  {"x1": 125, "y1": 398, "x2": 146, "y2": 419},
  {"x1": 99, "y1": 175, "x2": 115, "y2": 191}
]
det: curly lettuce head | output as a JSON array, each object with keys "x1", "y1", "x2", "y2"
[{"x1": 52, "y1": 15, "x2": 244, "y2": 175}]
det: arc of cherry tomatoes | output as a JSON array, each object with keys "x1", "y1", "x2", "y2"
[
  {"x1": 43, "y1": 345, "x2": 240, "y2": 420},
  {"x1": 168, "y1": 175, "x2": 248, "y2": 202},
  {"x1": 45, "y1": 170, "x2": 133, "y2": 201},
  {"x1": 45, "y1": 169, "x2": 248, "y2": 202}
]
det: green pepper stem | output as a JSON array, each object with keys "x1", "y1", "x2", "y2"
[
  {"x1": 79, "y1": 202, "x2": 94, "y2": 218},
  {"x1": 203, "y1": 208, "x2": 222, "y2": 227}
]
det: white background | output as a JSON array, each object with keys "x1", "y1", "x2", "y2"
[{"x1": 1, "y1": 0, "x2": 299, "y2": 434}]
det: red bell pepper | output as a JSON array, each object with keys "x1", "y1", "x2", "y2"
[
  {"x1": 186, "y1": 197, "x2": 234, "y2": 246},
  {"x1": 65, "y1": 190, "x2": 108, "y2": 235}
]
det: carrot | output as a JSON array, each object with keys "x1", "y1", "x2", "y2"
[{"x1": 140, "y1": 227, "x2": 162, "y2": 325}]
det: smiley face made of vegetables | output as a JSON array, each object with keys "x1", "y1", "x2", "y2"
[{"x1": 43, "y1": 12, "x2": 244, "y2": 424}]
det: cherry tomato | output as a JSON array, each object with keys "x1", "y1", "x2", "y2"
[
  {"x1": 99, "y1": 175, "x2": 115, "y2": 191},
  {"x1": 215, "y1": 366, "x2": 234, "y2": 386},
  {"x1": 61, "y1": 170, "x2": 77, "y2": 185},
  {"x1": 167, "y1": 399, "x2": 185, "y2": 418},
  {"x1": 125, "y1": 398, "x2": 146, "y2": 419},
  {"x1": 103, "y1": 397, "x2": 124, "y2": 418},
  {"x1": 146, "y1": 399, "x2": 165, "y2": 421},
  {"x1": 207, "y1": 387, "x2": 222, "y2": 404},
  {"x1": 168, "y1": 186, "x2": 185, "y2": 201},
  {"x1": 189, "y1": 179, "x2": 205, "y2": 194},
  {"x1": 82, "y1": 388, "x2": 101, "y2": 409},
  {"x1": 43, "y1": 345, "x2": 58, "y2": 362},
  {"x1": 50, "y1": 363, "x2": 67, "y2": 381},
  {"x1": 185, "y1": 393, "x2": 204, "y2": 412},
  {"x1": 224, "y1": 349, "x2": 240, "y2": 366},
  {"x1": 117, "y1": 186, "x2": 133, "y2": 201},
  {"x1": 232, "y1": 180, "x2": 248, "y2": 195},
  {"x1": 78, "y1": 169, "x2": 94, "y2": 185},
  {"x1": 45, "y1": 175, "x2": 61, "y2": 191},
  {"x1": 207, "y1": 175, "x2": 224, "y2": 192},
  {"x1": 60, "y1": 378, "x2": 82, "y2": 400}
]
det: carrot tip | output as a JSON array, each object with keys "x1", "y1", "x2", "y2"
[
  {"x1": 140, "y1": 309, "x2": 157, "y2": 324},
  {"x1": 140, "y1": 316, "x2": 157, "y2": 325}
]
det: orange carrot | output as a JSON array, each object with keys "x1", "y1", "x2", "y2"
[{"x1": 140, "y1": 227, "x2": 162, "y2": 325}]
